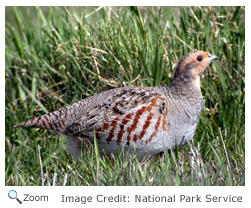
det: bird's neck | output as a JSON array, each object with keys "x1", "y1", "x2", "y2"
[{"x1": 170, "y1": 76, "x2": 202, "y2": 98}]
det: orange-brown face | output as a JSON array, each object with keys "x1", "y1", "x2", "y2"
[{"x1": 174, "y1": 51, "x2": 218, "y2": 88}]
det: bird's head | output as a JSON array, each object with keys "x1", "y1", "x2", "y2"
[{"x1": 173, "y1": 50, "x2": 218, "y2": 89}]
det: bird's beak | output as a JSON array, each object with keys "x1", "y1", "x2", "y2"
[{"x1": 208, "y1": 53, "x2": 218, "y2": 63}]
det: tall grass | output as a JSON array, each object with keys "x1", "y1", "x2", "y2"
[{"x1": 5, "y1": 6, "x2": 245, "y2": 186}]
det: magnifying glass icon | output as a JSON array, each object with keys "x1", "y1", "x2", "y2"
[{"x1": 8, "y1": 190, "x2": 22, "y2": 204}]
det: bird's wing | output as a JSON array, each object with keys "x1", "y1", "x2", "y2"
[{"x1": 65, "y1": 87, "x2": 169, "y2": 143}]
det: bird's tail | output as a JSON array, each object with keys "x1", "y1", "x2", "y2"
[{"x1": 14, "y1": 110, "x2": 67, "y2": 134}]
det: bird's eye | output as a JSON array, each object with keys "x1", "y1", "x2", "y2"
[{"x1": 197, "y1": 56, "x2": 202, "y2": 61}]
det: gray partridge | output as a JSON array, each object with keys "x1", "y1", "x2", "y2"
[{"x1": 14, "y1": 50, "x2": 218, "y2": 159}]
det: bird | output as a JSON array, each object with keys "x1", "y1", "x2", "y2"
[{"x1": 14, "y1": 50, "x2": 218, "y2": 159}]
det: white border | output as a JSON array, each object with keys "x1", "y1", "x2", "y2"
[{"x1": 3, "y1": 2, "x2": 249, "y2": 208}]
